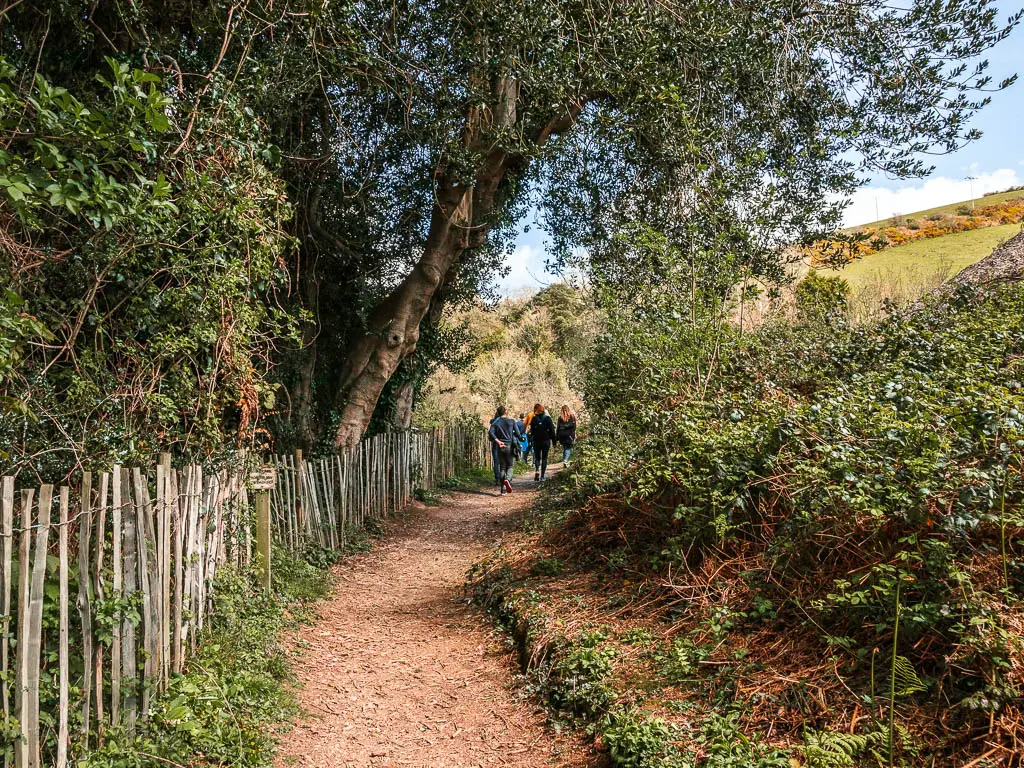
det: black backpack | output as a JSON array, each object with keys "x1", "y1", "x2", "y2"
[{"x1": 532, "y1": 413, "x2": 555, "y2": 444}]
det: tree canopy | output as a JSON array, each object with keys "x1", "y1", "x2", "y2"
[{"x1": 0, "y1": 0, "x2": 1019, "y2": 473}]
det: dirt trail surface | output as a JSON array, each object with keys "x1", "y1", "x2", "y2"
[{"x1": 275, "y1": 473, "x2": 593, "y2": 768}]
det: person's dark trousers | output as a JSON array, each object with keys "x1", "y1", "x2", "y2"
[
  {"x1": 524, "y1": 435, "x2": 533, "y2": 461},
  {"x1": 534, "y1": 444, "x2": 549, "y2": 479},
  {"x1": 491, "y1": 442, "x2": 501, "y2": 484},
  {"x1": 498, "y1": 446, "x2": 516, "y2": 489}
]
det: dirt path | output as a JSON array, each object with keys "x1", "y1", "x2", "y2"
[{"x1": 275, "y1": 473, "x2": 594, "y2": 768}]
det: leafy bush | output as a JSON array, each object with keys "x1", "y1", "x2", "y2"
[
  {"x1": 0, "y1": 55, "x2": 298, "y2": 475},
  {"x1": 794, "y1": 271, "x2": 850, "y2": 320},
  {"x1": 530, "y1": 556, "x2": 566, "y2": 577},
  {"x1": 619, "y1": 628, "x2": 656, "y2": 646},
  {"x1": 699, "y1": 710, "x2": 791, "y2": 768},
  {"x1": 546, "y1": 631, "x2": 618, "y2": 719},
  {"x1": 602, "y1": 710, "x2": 690, "y2": 768},
  {"x1": 656, "y1": 637, "x2": 711, "y2": 683},
  {"x1": 568, "y1": 276, "x2": 1024, "y2": 761}
]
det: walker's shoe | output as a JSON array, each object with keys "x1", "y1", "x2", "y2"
[
  {"x1": 503, "y1": 479, "x2": 513, "y2": 494},
  {"x1": 534, "y1": 472, "x2": 540, "y2": 481}
]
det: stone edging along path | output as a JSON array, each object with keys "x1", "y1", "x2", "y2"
[{"x1": 274, "y1": 473, "x2": 595, "y2": 768}]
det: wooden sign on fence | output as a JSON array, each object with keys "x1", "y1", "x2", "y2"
[{"x1": 250, "y1": 464, "x2": 277, "y2": 491}]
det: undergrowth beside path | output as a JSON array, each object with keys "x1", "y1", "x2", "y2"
[
  {"x1": 471, "y1": 284, "x2": 1024, "y2": 768},
  {"x1": 80, "y1": 541, "x2": 356, "y2": 768}
]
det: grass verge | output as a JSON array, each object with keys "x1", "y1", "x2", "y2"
[
  {"x1": 79, "y1": 525, "x2": 383, "y2": 768},
  {"x1": 825, "y1": 222, "x2": 1022, "y2": 287}
]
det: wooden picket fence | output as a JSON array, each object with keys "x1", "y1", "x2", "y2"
[
  {"x1": 269, "y1": 428, "x2": 487, "y2": 548},
  {"x1": 0, "y1": 426, "x2": 487, "y2": 768}
]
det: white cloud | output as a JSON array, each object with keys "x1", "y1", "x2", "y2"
[
  {"x1": 498, "y1": 243, "x2": 551, "y2": 296},
  {"x1": 844, "y1": 168, "x2": 1022, "y2": 227}
]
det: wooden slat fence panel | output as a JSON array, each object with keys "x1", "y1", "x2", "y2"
[
  {"x1": 13, "y1": 488, "x2": 32, "y2": 768},
  {"x1": 121, "y1": 470, "x2": 138, "y2": 734},
  {"x1": 111, "y1": 468, "x2": 123, "y2": 727},
  {"x1": 1, "y1": 477, "x2": 13, "y2": 729},
  {"x1": 76, "y1": 474, "x2": 93, "y2": 742},
  {"x1": 24, "y1": 484, "x2": 52, "y2": 768},
  {"x1": 0, "y1": 427, "x2": 485, "y2": 764},
  {"x1": 92, "y1": 472, "x2": 109, "y2": 741}
]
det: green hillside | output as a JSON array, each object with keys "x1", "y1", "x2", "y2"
[
  {"x1": 824, "y1": 221, "x2": 1023, "y2": 287},
  {"x1": 850, "y1": 188, "x2": 1024, "y2": 231}
]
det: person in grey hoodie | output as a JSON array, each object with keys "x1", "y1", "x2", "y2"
[{"x1": 488, "y1": 405, "x2": 524, "y2": 495}]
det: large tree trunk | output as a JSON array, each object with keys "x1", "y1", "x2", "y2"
[
  {"x1": 332, "y1": 179, "x2": 478, "y2": 448},
  {"x1": 391, "y1": 380, "x2": 415, "y2": 430},
  {"x1": 332, "y1": 74, "x2": 581, "y2": 449},
  {"x1": 290, "y1": 341, "x2": 317, "y2": 450},
  {"x1": 289, "y1": 183, "x2": 331, "y2": 451}
]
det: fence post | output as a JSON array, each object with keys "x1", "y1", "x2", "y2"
[
  {"x1": 1, "y1": 476, "x2": 13, "y2": 727},
  {"x1": 256, "y1": 491, "x2": 271, "y2": 594},
  {"x1": 24, "y1": 484, "x2": 52, "y2": 768},
  {"x1": 159, "y1": 453, "x2": 172, "y2": 691},
  {"x1": 252, "y1": 462, "x2": 275, "y2": 593},
  {"x1": 110, "y1": 468, "x2": 122, "y2": 726},
  {"x1": 294, "y1": 449, "x2": 305, "y2": 537},
  {"x1": 76, "y1": 473, "x2": 93, "y2": 743},
  {"x1": 57, "y1": 487, "x2": 69, "y2": 768},
  {"x1": 93, "y1": 473, "x2": 109, "y2": 740}
]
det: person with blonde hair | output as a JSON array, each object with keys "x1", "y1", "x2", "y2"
[{"x1": 556, "y1": 404, "x2": 577, "y2": 465}]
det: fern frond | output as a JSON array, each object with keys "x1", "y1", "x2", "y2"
[
  {"x1": 892, "y1": 655, "x2": 927, "y2": 696},
  {"x1": 803, "y1": 729, "x2": 886, "y2": 768}
]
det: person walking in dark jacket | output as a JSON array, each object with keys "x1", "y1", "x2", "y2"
[
  {"x1": 556, "y1": 404, "x2": 577, "y2": 464},
  {"x1": 529, "y1": 403, "x2": 556, "y2": 482},
  {"x1": 488, "y1": 408, "x2": 502, "y2": 487},
  {"x1": 488, "y1": 405, "x2": 523, "y2": 495}
]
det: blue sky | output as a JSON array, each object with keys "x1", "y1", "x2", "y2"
[{"x1": 499, "y1": 15, "x2": 1024, "y2": 295}]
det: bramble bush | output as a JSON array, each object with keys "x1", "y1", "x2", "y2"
[
  {"x1": 0, "y1": 55, "x2": 299, "y2": 477},
  {"x1": 570, "y1": 265, "x2": 1024, "y2": 760}
]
